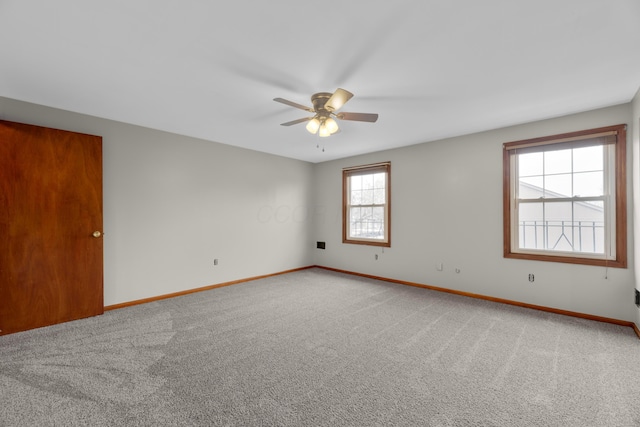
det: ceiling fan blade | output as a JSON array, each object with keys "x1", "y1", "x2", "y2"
[
  {"x1": 325, "y1": 88, "x2": 354, "y2": 112},
  {"x1": 273, "y1": 98, "x2": 314, "y2": 112},
  {"x1": 280, "y1": 117, "x2": 312, "y2": 126},
  {"x1": 337, "y1": 112, "x2": 379, "y2": 123}
]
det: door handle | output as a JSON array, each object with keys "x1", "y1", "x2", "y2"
[{"x1": 92, "y1": 231, "x2": 102, "y2": 238}]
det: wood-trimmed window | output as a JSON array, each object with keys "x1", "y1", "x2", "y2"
[
  {"x1": 503, "y1": 124, "x2": 626, "y2": 268},
  {"x1": 343, "y1": 162, "x2": 391, "y2": 247}
]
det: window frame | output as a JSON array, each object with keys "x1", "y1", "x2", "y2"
[
  {"x1": 503, "y1": 124, "x2": 627, "y2": 268},
  {"x1": 343, "y1": 162, "x2": 391, "y2": 247}
]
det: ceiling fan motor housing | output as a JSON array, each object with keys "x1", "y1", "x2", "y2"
[{"x1": 311, "y1": 92, "x2": 333, "y2": 112}]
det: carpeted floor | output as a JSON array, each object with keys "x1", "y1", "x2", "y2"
[{"x1": 1, "y1": 268, "x2": 639, "y2": 426}]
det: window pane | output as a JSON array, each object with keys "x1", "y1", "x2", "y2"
[
  {"x1": 573, "y1": 145, "x2": 603, "y2": 173},
  {"x1": 349, "y1": 207, "x2": 364, "y2": 237},
  {"x1": 370, "y1": 206, "x2": 385, "y2": 239},
  {"x1": 362, "y1": 188, "x2": 374, "y2": 205},
  {"x1": 362, "y1": 174, "x2": 374, "y2": 190},
  {"x1": 374, "y1": 172, "x2": 386, "y2": 204},
  {"x1": 351, "y1": 175, "x2": 362, "y2": 191},
  {"x1": 545, "y1": 173, "x2": 571, "y2": 198},
  {"x1": 373, "y1": 172, "x2": 386, "y2": 189},
  {"x1": 518, "y1": 202, "x2": 543, "y2": 250},
  {"x1": 349, "y1": 206, "x2": 385, "y2": 240},
  {"x1": 350, "y1": 206, "x2": 364, "y2": 222},
  {"x1": 545, "y1": 201, "x2": 573, "y2": 252},
  {"x1": 573, "y1": 171, "x2": 603, "y2": 197},
  {"x1": 351, "y1": 172, "x2": 386, "y2": 206},
  {"x1": 518, "y1": 152, "x2": 543, "y2": 177},
  {"x1": 544, "y1": 149, "x2": 572, "y2": 175},
  {"x1": 518, "y1": 200, "x2": 604, "y2": 254},
  {"x1": 573, "y1": 201, "x2": 604, "y2": 253},
  {"x1": 519, "y1": 176, "x2": 543, "y2": 198},
  {"x1": 350, "y1": 189, "x2": 362, "y2": 205},
  {"x1": 374, "y1": 188, "x2": 386, "y2": 204}
]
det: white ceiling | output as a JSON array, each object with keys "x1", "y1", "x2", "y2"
[{"x1": 1, "y1": 1, "x2": 640, "y2": 163}]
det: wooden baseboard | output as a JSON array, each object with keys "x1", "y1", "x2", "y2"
[
  {"x1": 104, "y1": 266, "x2": 315, "y2": 311},
  {"x1": 315, "y1": 265, "x2": 639, "y2": 335}
]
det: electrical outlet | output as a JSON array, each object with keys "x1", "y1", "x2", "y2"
[
  {"x1": 214, "y1": 259, "x2": 219, "y2": 266},
  {"x1": 528, "y1": 273, "x2": 535, "y2": 282},
  {"x1": 436, "y1": 262, "x2": 443, "y2": 271}
]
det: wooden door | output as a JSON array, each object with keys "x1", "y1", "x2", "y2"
[{"x1": 0, "y1": 120, "x2": 103, "y2": 335}]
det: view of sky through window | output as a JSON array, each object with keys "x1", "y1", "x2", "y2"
[{"x1": 518, "y1": 146, "x2": 604, "y2": 199}]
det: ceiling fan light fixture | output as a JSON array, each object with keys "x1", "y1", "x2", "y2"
[
  {"x1": 318, "y1": 121, "x2": 331, "y2": 137},
  {"x1": 324, "y1": 117, "x2": 339, "y2": 134},
  {"x1": 306, "y1": 117, "x2": 321, "y2": 134}
]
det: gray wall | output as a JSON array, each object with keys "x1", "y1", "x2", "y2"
[
  {"x1": 313, "y1": 104, "x2": 636, "y2": 322},
  {"x1": 0, "y1": 97, "x2": 315, "y2": 306},
  {"x1": 2, "y1": 95, "x2": 638, "y2": 325}
]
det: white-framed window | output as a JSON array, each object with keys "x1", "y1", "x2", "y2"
[
  {"x1": 343, "y1": 162, "x2": 391, "y2": 247},
  {"x1": 503, "y1": 124, "x2": 626, "y2": 267}
]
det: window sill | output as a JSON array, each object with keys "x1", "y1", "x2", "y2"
[
  {"x1": 504, "y1": 251, "x2": 626, "y2": 268},
  {"x1": 343, "y1": 238, "x2": 391, "y2": 248}
]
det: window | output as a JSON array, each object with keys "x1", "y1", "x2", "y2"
[
  {"x1": 343, "y1": 162, "x2": 391, "y2": 246},
  {"x1": 503, "y1": 124, "x2": 626, "y2": 267}
]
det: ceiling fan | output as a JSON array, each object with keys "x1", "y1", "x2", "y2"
[{"x1": 273, "y1": 88, "x2": 378, "y2": 137}]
